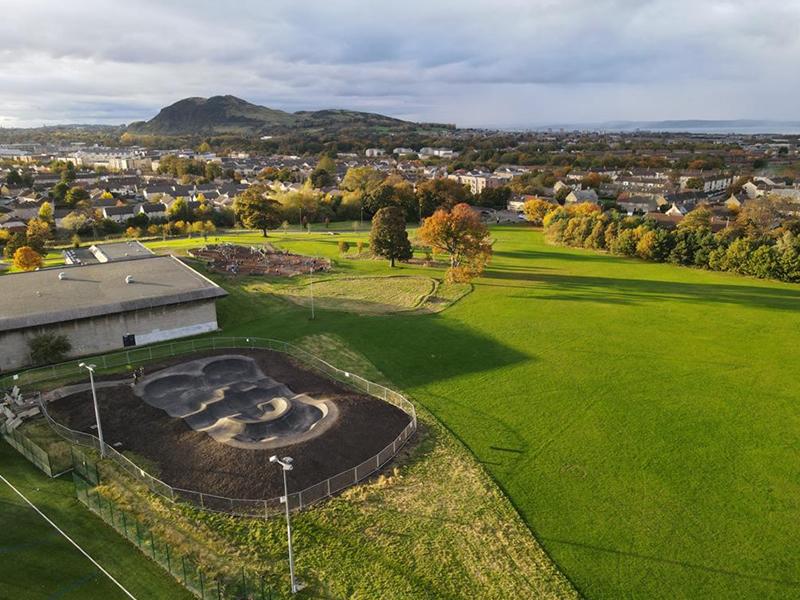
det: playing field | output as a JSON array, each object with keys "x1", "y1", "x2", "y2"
[
  {"x1": 192, "y1": 225, "x2": 800, "y2": 599},
  {"x1": 0, "y1": 443, "x2": 192, "y2": 600}
]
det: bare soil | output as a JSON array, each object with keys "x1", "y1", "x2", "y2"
[{"x1": 47, "y1": 349, "x2": 411, "y2": 499}]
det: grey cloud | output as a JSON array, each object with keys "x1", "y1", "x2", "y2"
[{"x1": 0, "y1": 0, "x2": 798, "y2": 127}]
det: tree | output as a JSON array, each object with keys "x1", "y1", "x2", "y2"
[
  {"x1": 26, "y1": 218, "x2": 52, "y2": 242},
  {"x1": 369, "y1": 206, "x2": 412, "y2": 267},
  {"x1": 736, "y1": 197, "x2": 782, "y2": 238},
  {"x1": 167, "y1": 197, "x2": 195, "y2": 222},
  {"x1": 51, "y1": 181, "x2": 69, "y2": 204},
  {"x1": 415, "y1": 178, "x2": 471, "y2": 220},
  {"x1": 233, "y1": 185, "x2": 282, "y2": 236},
  {"x1": 38, "y1": 202, "x2": 54, "y2": 223},
  {"x1": 685, "y1": 177, "x2": 704, "y2": 190},
  {"x1": 309, "y1": 155, "x2": 336, "y2": 188},
  {"x1": 28, "y1": 333, "x2": 71, "y2": 366},
  {"x1": 477, "y1": 186, "x2": 511, "y2": 209},
  {"x1": 418, "y1": 203, "x2": 493, "y2": 281},
  {"x1": 61, "y1": 211, "x2": 88, "y2": 233},
  {"x1": 523, "y1": 198, "x2": 556, "y2": 226},
  {"x1": 636, "y1": 228, "x2": 673, "y2": 262},
  {"x1": 678, "y1": 206, "x2": 712, "y2": 231},
  {"x1": 5, "y1": 169, "x2": 22, "y2": 186},
  {"x1": 13, "y1": 246, "x2": 43, "y2": 271},
  {"x1": 341, "y1": 166, "x2": 384, "y2": 195},
  {"x1": 64, "y1": 186, "x2": 89, "y2": 208}
]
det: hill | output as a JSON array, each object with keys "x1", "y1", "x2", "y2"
[{"x1": 127, "y1": 95, "x2": 447, "y2": 136}]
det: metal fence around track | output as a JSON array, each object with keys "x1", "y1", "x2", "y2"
[{"x1": 4, "y1": 337, "x2": 416, "y2": 518}]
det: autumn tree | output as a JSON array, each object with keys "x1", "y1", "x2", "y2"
[
  {"x1": 26, "y1": 218, "x2": 52, "y2": 242},
  {"x1": 736, "y1": 196, "x2": 783, "y2": 238},
  {"x1": 523, "y1": 198, "x2": 557, "y2": 226},
  {"x1": 369, "y1": 206, "x2": 412, "y2": 267},
  {"x1": 13, "y1": 246, "x2": 43, "y2": 271},
  {"x1": 418, "y1": 203, "x2": 493, "y2": 282},
  {"x1": 38, "y1": 202, "x2": 54, "y2": 224},
  {"x1": 678, "y1": 206, "x2": 712, "y2": 231},
  {"x1": 233, "y1": 184, "x2": 282, "y2": 236}
]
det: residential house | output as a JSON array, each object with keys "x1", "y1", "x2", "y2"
[{"x1": 565, "y1": 189, "x2": 599, "y2": 204}]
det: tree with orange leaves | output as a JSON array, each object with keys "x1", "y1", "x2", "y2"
[
  {"x1": 13, "y1": 246, "x2": 43, "y2": 271},
  {"x1": 418, "y1": 203, "x2": 492, "y2": 282}
]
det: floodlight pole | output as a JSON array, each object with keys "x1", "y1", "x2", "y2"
[
  {"x1": 79, "y1": 363, "x2": 105, "y2": 457},
  {"x1": 309, "y1": 267, "x2": 315, "y2": 320},
  {"x1": 271, "y1": 456, "x2": 299, "y2": 593}
]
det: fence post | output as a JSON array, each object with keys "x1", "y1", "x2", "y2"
[
  {"x1": 165, "y1": 544, "x2": 171, "y2": 573},
  {"x1": 150, "y1": 531, "x2": 156, "y2": 559}
]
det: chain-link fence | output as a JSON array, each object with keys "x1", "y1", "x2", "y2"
[
  {"x1": 74, "y1": 472, "x2": 281, "y2": 599},
  {"x1": 12, "y1": 337, "x2": 416, "y2": 517},
  {"x1": 0, "y1": 420, "x2": 72, "y2": 477}
]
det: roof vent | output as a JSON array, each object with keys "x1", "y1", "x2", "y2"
[
  {"x1": 125, "y1": 275, "x2": 134, "y2": 284},
  {"x1": 58, "y1": 272, "x2": 67, "y2": 280}
]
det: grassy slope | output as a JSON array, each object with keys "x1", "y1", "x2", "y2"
[
  {"x1": 94, "y1": 334, "x2": 576, "y2": 599},
  {"x1": 170, "y1": 226, "x2": 800, "y2": 599},
  {"x1": 0, "y1": 443, "x2": 192, "y2": 600}
]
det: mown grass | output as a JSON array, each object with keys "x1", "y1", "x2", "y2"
[
  {"x1": 0, "y1": 442, "x2": 192, "y2": 599},
  {"x1": 10, "y1": 223, "x2": 800, "y2": 598},
  {"x1": 164, "y1": 225, "x2": 800, "y2": 599},
  {"x1": 249, "y1": 275, "x2": 444, "y2": 314}
]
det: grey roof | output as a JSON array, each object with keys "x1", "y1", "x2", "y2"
[
  {"x1": 90, "y1": 241, "x2": 153, "y2": 262},
  {"x1": 0, "y1": 255, "x2": 227, "y2": 332}
]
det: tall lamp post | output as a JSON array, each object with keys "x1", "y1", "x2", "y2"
[
  {"x1": 270, "y1": 455, "x2": 299, "y2": 594},
  {"x1": 309, "y1": 267, "x2": 315, "y2": 321},
  {"x1": 78, "y1": 363, "x2": 106, "y2": 457}
]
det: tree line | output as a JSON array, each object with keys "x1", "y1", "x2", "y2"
[{"x1": 537, "y1": 198, "x2": 800, "y2": 283}]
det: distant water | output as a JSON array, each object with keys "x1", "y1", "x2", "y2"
[{"x1": 512, "y1": 121, "x2": 800, "y2": 135}]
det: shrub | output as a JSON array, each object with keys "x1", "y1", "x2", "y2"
[
  {"x1": 28, "y1": 333, "x2": 71, "y2": 366},
  {"x1": 338, "y1": 240, "x2": 351, "y2": 254}
]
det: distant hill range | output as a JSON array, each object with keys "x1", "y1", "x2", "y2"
[
  {"x1": 529, "y1": 119, "x2": 800, "y2": 134},
  {"x1": 127, "y1": 95, "x2": 452, "y2": 136}
]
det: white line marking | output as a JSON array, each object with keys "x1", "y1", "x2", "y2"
[{"x1": 0, "y1": 473, "x2": 137, "y2": 600}]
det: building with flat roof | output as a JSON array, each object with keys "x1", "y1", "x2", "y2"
[
  {"x1": 63, "y1": 240, "x2": 154, "y2": 265},
  {"x1": 0, "y1": 255, "x2": 227, "y2": 371}
]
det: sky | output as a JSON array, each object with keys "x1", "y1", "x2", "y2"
[{"x1": 1, "y1": 0, "x2": 799, "y2": 128}]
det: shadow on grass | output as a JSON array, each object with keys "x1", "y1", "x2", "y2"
[
  {"x1": 494, "y1": 248, "x2": 631, "y2": 265},
  {"x1": 479, "y1": 270, "x2": 800, "y2": 312}
]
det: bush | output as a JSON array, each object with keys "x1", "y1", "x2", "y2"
[
  {"x1": 338, "y1": 240, "x2": 351, "y2": 254},
  {"x1": 28, "y1": 333, "x2": 71, "y2": 366}
]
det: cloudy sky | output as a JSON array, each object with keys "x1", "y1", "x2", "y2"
[{"x1": 1, "y1": 0, "x2": 798, "y2": 128}]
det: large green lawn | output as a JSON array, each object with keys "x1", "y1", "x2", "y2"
[{"x1": 181, "y1": 225, "x2": 800, "y2": 599}]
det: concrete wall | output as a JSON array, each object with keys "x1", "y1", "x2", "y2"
[{"x1": 0, "y1": 299, "x2": 220, "y2": 372}]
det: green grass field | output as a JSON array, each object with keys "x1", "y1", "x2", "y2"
[
  {"x1": 0, "y1": 443, "x2": 192, "y2": 599},
  {"x1": 173, "y1": 225, "x2": 800, "y2": 599},
  {"x1": 5, "y1": 223, "x2": 800, "y2": 598}
]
